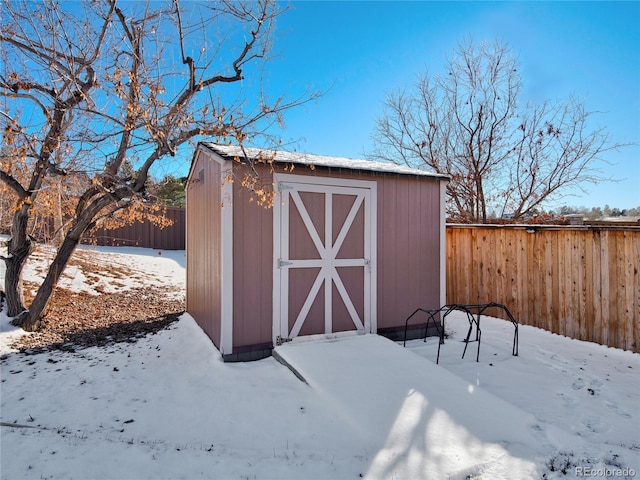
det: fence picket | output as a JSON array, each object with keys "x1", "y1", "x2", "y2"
[{"x1": 446, "y1": 225, "x2": 639, "y2": 353}]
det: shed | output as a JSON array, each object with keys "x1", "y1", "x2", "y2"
[{"x1": 186, "y1": 143, "x2": 449, "y2": 361}]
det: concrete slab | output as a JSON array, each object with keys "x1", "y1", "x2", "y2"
[{"x1": 274, "y1": 334, "x2": 570, "y2": 479}]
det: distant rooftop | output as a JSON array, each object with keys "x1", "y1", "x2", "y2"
[{"x1": 201, "y1": 143, "x2": 449, "y2": 180}]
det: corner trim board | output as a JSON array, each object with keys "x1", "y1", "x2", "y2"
[
  {"x1": 440, "y1": 180, "x2": 447, "y2": 308},
  {"x1": 220, "y1": 162, "x2": 234, "y2": 355}
]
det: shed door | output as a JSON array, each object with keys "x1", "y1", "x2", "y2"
[{"x1": 274, "y1": 175, "x2": 376, "y2": 344}]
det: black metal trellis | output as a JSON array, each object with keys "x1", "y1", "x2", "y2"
[
  {"x1": 402, "y1": 302, "x2": 519, "y2": 364},
  {"x1": 402, "y1": 307, "x2": 447, "y2": 363}
]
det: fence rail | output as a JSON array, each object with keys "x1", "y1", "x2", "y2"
[{"x1": 446, "y1": 225, "x2": 639, "y2": 353}]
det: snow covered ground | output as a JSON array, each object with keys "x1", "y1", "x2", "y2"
[{"x1": 1, "y1": 244, "x2": 638, "y2": 479}]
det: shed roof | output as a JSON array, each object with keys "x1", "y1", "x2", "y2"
[{"x1": 199, "y1": 143, "x2": 449, "y2": 180}]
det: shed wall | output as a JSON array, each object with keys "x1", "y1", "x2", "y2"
[
  {"x1": 231, "y1": 164, "x2": 274, "y2": 351},
  {"x1": 228, "y1": 163, "x2": 443, "y2": 352},
  {"x1": 186, "y1": 150, "x2": 223, "y2": 348},
  {"x1": 376, "y1": 174, "x2": 441, "y2": 332}
]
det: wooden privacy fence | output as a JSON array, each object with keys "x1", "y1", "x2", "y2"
[
  {"x1": 86, "y1": 207, "x2": 186, "y2": 250},
  {"x1": 446, "y1": 225, "x2": 639, "y2": 353}
]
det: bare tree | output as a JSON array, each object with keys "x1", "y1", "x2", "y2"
[
  {"x1": 1, "y1": 0, "x2": 318, "y2": 330},
  {"x1": 370, "y1": 39, "x2": 628, "y2": 222}
]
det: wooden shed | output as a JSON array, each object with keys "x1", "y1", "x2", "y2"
[{"x1": 186, "y1": 143, "x2": 449, "y2": 361}]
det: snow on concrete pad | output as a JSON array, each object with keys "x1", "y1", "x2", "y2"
[{"x1": 275, "y1": 333, "x2": 572, "y2": 479}]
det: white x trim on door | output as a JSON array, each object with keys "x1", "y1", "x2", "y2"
[{"x1": 273, "y1": 174, "x2": 377, "y2": 344}]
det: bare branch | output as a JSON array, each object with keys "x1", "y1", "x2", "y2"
[
  {"x1": 369, "y1": 38, "x2": 633, "y2": 222},
  {"x1": 1, "y1": 0, "x2": 320, "y2": 329}
]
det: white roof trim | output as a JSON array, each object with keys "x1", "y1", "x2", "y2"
[{"x1": 200, "y1": 143, "x2": 449, "y2": 180}]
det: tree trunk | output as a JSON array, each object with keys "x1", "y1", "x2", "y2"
[
  {"x1": 4, "y1": 243, "x2": 33, "y2": 317},
  {"x1": 476, "y1": 176, "x2": 487, "y2": 223},
  {"x1": 4, "y1": 207, "x2": 33, "y2": 318},
  {"x1": 15, "y1": 221, "x2": 88, "y2": 331}
]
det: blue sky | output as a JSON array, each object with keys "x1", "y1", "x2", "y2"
[{"x1": 253, "y1": 1, "x2": 639, "y2": 210}]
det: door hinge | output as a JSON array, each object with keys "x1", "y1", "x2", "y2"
[
  {"x1": 276, "y1": 335, "x2": 292, "y2": 346},
  {"x1": 278, "y1": 182, "x2": 293, "y2": 192},
  {"x1": 278, "y1": 258, "x2": 293, "y2": 268}
]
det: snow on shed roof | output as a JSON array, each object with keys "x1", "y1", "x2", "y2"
[{"x1": 201, "y1": 143, "x2": 449, "y2": 180}]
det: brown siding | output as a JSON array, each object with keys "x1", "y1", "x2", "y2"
[
  {"x1": 334, "y1": 195, "x2": 365, "y2": 332},
  {"x1": 376, "y1": 174, "x2": 442, "y2": 330},
  {"x1": 333, "y1": 267, "x2": 365, "y2": 332},
  {"x1": 186, "y1": 150, "x2": 222, "y2": 348},
  {"x1": 290, "y1": 267, "x2": 324, "y2": 336},
  {"x1": 231, "y1": 163, "x2": 274, "y2": 350},
  {"x1": 290, "y1": 192, "x2": 323, "y2": 260},
  {"x1": 446, "y1": 225, "x2": 640, "y2": 353}
]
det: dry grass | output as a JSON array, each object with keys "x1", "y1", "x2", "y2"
[{"x1": 10, "y1": 251, "x2": 184, "y2": 354}]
